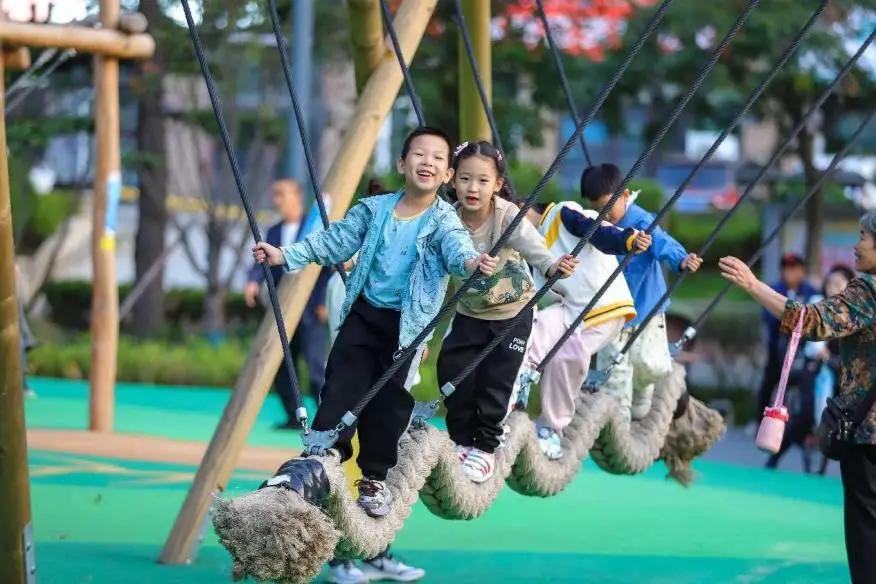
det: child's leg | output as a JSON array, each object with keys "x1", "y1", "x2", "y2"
[
  {"x1": 310, "y1": 298, "x2": 396, "y2": 467},
  {"x1": 438, "y1": 315, "x2": 488, "y2": 449},
  {"x1": 471, "y1": 309, "x2": 534, "y2": 454},
  {"x1": 539, "y1": 316, "x2": 625, "y2": 433},
  {"x1": 596, "y1": 328, "x2": 634, "y2": 415}
]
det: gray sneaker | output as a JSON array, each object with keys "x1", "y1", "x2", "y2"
[
  {"x1": 355, "y1": 478, "x2": 393, "y2": 517},
  {"x1": 362, "y1": 551, "x2": 425, "y2": 582}
]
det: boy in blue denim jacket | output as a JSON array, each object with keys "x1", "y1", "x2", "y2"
[
  {"x1": 254, "y1": 127, "x2": 497, "y2": 517},
  {"x1": 582, "y1": 163, "x2": 702, "y2": 420}
]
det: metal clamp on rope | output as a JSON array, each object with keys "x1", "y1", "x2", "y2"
[
  {"x1": 295, "y1": 406, "x2": 311, "y2": 435},
  {"x1": 410, "y1": 400, "x2": 440, "y2": 429},
  {"x1": 514, "y1": 367, "x2": 540, "y2": 409},
  {"x1": 583, "y1": 355, "x2": 619, "y2": 392},
  {"x1": 669, "y1": 326, "x2": 697, "y2": 358},
  {"x1": 301, "y1": 412, "x2": 356, "y2": 456}
]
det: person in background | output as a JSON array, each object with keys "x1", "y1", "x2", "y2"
[
  {"x1": 244, "y1": 179, "x2": 332, "y2": 430},
  {"x1": 753, "y1": 253, "x2": 818, "y2": 432},
  {"x1": 803, "y1": 264, "x2": 857, "y2": 476}
]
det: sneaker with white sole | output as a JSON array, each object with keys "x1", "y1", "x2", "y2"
[
  {"x1": 536, "y1": 426, "x2": 563, "y2": 460},
  {"x1": 326, "y1": 560, "x2": 370, "y2": 584},
  {"x1": 362, "y1": 550, "x2": 425, "y2": 582},
  {"x1": 355, "y1": 478, "x2": 393, "y2": 518},
  {"x1": 455, "y1": 444, "x2": 472, "y2": 463},
  {"x1": 462, "y1": 448, "x2": 495, "y2": 483}
]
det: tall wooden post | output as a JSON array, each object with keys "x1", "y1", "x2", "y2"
[
  {"x1": 89, "y1": 0, "x2": 122, "y2": 432},
  {"x1": 458, "y1": 0, "x2": 491, "y2": 142},
  {"x1": 159, "y1": 0, "x2": 439, "y2": 565},
  {"x1": 348, "y1": 0, "x2": 385, "y2": 94},
  {"x1": 0, "y1": 45, "x2": 36, "y2": 584}
]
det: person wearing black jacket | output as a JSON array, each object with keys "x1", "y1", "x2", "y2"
[{"x1": 243, "y1": 180, "x2": 331, "y2": 429}]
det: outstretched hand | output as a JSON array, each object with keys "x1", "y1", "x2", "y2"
[
  {"x1": 252, "y1": 242, "x2": 285, "y2": 267},
  {"x1": 680, "y1": 253, "x2": 703, "y2": 272},
  {"x1": 549, "y1": 254, "x2": 579, "y2": 278},
  {"x1": 719, "y1": 256, "x2": 758, "y2": 291}
]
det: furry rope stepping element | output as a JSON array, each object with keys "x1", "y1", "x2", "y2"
[{"x1": 213, "y1": 362, "x2": 725, "y2": 584}]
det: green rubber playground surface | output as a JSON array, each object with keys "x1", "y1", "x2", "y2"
[{"x1": 25, "y1": 377, "x2": 850, "y2": 583}]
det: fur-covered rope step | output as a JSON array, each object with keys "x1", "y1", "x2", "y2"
[{"x1": 213, "y1": 363, "x2": 725, "y2": 584}]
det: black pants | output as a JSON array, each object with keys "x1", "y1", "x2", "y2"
[
  {"x1": 438, "y1": 310, "x2": 532, "y2": 453},
  {"x1": 274, "y1": 321, "x2": 327, "y2": 421},
  {"x1": 311, "y1": 297, "x2": 417, "y2": 481},
  {"x1": 840, "y1": 446, "x2": 876, "y2": 583},
  {"x1": 756, "y1": 347, "x2": 783, "y2": 422}
]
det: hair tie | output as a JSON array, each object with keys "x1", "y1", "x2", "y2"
[{"x1": 453, "y1": 141, "x2": 469, "y2": 157}]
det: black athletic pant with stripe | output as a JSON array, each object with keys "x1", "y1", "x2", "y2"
[
  {"x1": 312, "y1": 297, "x2": 419, "y2": 481},
  {"x1": 438, "y1": 310, "x2": 532, "y2": 453}
]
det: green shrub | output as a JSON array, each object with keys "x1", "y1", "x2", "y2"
[
  {"x1": 40, "y1": 280, "x2": 262, "y2": 333},
  {"x1": 668, "y1": 203, "x2": 762, "y2": 264},
  {"x1": 507, "y1": 160, "x2": 571, "y2": 203},
  {"x1": 28, "y1": 335, "x2": 249, "y2": 387}
]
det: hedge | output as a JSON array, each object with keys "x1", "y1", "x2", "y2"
[{"x1": 41, "y1": 281, "x2": 262, "y2": 332}]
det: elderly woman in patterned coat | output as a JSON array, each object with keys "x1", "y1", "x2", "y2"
[{"x1": 718, "y1": 211, "x2": 876, "y2": 584}]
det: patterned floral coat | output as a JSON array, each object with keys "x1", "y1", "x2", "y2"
[{"x1": 780, "y1": 274, "x2": 876, "y2": 444}]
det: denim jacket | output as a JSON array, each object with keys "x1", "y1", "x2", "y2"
[{"x1": 281, "y1": 190, "x2": 479, "y2": 348}]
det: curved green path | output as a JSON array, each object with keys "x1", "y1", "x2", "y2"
[{"x1": 25, "y1": 378, "x2": 849, "y2": 583}]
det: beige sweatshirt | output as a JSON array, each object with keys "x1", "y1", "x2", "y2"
[{"x1": 454, "y1": 196, "x2": 557, "y2": 321}]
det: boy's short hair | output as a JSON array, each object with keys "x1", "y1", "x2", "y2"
[
  {"x1": 531, "y1": 201, "x2": 550, "y2": 214},
  {"x1": 400, "y1": 126, "x2": 454, "y2": 160},
  {"x1": 580, "y1": 163, "x2": 623, "y2": 202}
]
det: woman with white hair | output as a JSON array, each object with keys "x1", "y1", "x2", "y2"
[{"x1": 719, "y1": 211, "x2": 876, "y2": 584}]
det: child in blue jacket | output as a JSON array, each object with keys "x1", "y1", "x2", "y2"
[
  {"x1": 254, "y1": 126, "x2": 497, "y2": 518},
  {"x1": 582, "y1": 163, "x2": 702, "y2": 420}
]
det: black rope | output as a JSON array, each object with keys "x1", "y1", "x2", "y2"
[
  {"x1": 534, "y1": 0, "x2": 591, "y2": 165},
  {"x1": 676, "y1": 107, "x2": 876, "y2": 352},
  {"x1": 446, "y1": 0, "x2": 761, "y2": 387},
  {"x1": 6, "y1": 49, "x2": 75, "y2": 115},
  {"x1": 339, "y1": 0, "x2": 676, "y2": 424},
  {"x1": 537, "y1": 0, "x2": 831, "y2": 376},
  {"x1": 617, "y1": 25, "x2": 876, "y2": 364},
  {"x1": 379, "y1": 0, "x2": 426, "y2": 126},
  {"x1": 179, "y1": 0, "x2": 309, "y2": 430},
  {"x1": 265, "y1": 0, "x2": 346, "y2": 284}
]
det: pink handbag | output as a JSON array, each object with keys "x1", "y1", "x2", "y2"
[{"x1": 755, "y1": 308, "x2": 806, "y2": 454}]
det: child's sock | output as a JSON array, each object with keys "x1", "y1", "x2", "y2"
[
  {"x1": 355, "y1": 477, "x2": 393, "y2": 518},
  {"x1": 462, "y1": 448, "x2": 495, "y2": 483}
]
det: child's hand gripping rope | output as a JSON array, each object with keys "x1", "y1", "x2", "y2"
[
  {"x1": 632, "y1": 230, "x2": 652, "y2": 253},
  {"x1": 680, "y1": 253, "x2": 703, "y2": 272},
  {"x1": 467, "y1": 253, "x2": 499, "y2": 276},
  {"x1": 547, "y1": 254, "x2": 579, "y2": 278},
  {"x1": 253, "y1": 242, "x2": 285, "y2": 267}
]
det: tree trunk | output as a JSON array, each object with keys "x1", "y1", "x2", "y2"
[
  {"x1": 798, "y1": 127, "x2": 824, "y2": 278},
  {"x1": 203, "y1": 215, "x2": 227, "y2": 344},
  {"x1": 132, "y1": 0, "x2": 167, "y2": 338}
]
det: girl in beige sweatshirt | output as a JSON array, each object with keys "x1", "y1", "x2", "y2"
[{"x1": 437, "y1": 140, "x2": 577, "y2": 483}]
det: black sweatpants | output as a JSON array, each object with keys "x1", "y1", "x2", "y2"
[
  {"x1": 841, "y1": 446, "x2": 876, "y2": 584},
  {"x1": 273, "y1": 321, "x2": 328, "y2": 421},
  {"x1": 437, "y1": 310, "x2": 532, "y2": 453},
  {"x1": 311, "y1": 297, "x2": 419, "y2": 481}
]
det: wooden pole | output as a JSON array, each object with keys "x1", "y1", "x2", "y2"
[
  {"x1": 347, "y1": 0, "x2": 385, "y2": 94},
  {"x1": 2, "y1": 47, "x2": 30, "y2": 69},
  {"x1": 158, "y1": 0, "x2": 439, "y2": 565},
  {"x1": 0, "y1": 47, "x2": 35, "y2": 584},
  {"x1": 0, "y1": 20, "x2": 154, "y2": 59},
  {"x1": 89, "y1": 0, "x2": 121, "y2": 432},
  {"x1": 458, "y1": 0, "x2": 491, "y2": 142}
]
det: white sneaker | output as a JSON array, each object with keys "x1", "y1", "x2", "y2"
[
  {"x1": 455, "y1": 444, "x2": 472, "y2": 463},
  {"x1": 362, "y1": 551, "x2": 425, "y2": 582},
  {"x1": 327, "y1": 560, "x2": 369, "y2": 584},
  {"x1": 536, "y1": 426, "x2": 564, "y2": 460},
  {"x1": 462, "y1": 448, "x2": 495, "y2": 483}
]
